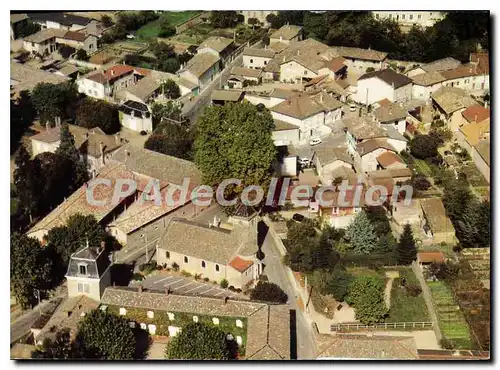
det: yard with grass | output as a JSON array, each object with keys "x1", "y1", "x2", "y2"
[
  {"x1": 136, "y1": 11, "x2": 202, "y2": 40},
  {"x1": 412, "y1": 158, "x2": 433, "y2": 177},
  {"x1": 459, "y1": 163, "x2": 489, "y2": 187},
  {"x1": 428, "y1": 280, "x2": 472, "y2": 349},
  {"x1": 388, "y1": 268, "x2": 430, "y2": 322}
]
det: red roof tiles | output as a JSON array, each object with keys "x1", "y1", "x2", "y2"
[
  {"x1": 229, "y1": 256, "x2": 254, "y2": 273},
  {"x1": 461, "y1": 104, "x2": 490, "y2": 123}
]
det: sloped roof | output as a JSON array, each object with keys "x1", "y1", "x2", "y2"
[
  {"x1": 270, "y1": 24, "x2": 302, "y2": 40},
  {"x1": 273, "y1": 119, "x2": 298, "y2": 131},
  {"x1": 10, "y1": 13, "x2": 28, "y2": 24},
  {"x1": 474, "y1": 139, "x2": 490, "y2": 166},
  {"x1": 23, "y1": 28, "x2": 65, "y2": 43},
  {"x1": 461, "y1": 104, "x2": 490, "y2": 123},
  {"x1": 357, "y1": 138, "x2": 396, "y2": 156},
  {"x1": 470, "y1": 52, "x2": 489, "y2": 74},
  {"x1": 314, "y1": 147, "x2": 353, "y2": 167},
  {"x1": 420, "y1": 197, "x2": 456, "y2": 234},
  {"x1": 66, "y1": 245, "x2": 111, "y2": 279},
  {"x1": 411, "y1": 71, "x2": 446, "y2": 86},
  {"x1": 85, "y1": 65, "x2": 150, "y2": 85},
  {"x1": 359, "y1": 68, "x2": 412, "y2": 89},
  {"x1": 211, "y1": 89, "x2": 244, "y2": 102},
  {"x1": 376, "y1": 151, "x2": 405, "y2": 168},
  {"x1": 373, "y1": 101, "x2": 408, "y2": 123},
  {"x1": 230, "y1": 66, "x2": 262, "y2": 79},
  {"x1": 197, "y1": 36, "x2": 233, "y2": 53},
  {"x1": 431, "y1": 86, "x2": 477, "y2": 115},
  {"x1": 440, "y1": 64, "x2": 479, "y2": 80},
  {"x1": 332, "y1": 46, "x2": 387, "y2": 62},
  {"x1": 418, "y1": 251, "x2": 445, "y2": 264},
  {"x1": 242, "y1": 47, "x2": 275, "y2": 58},
  {"x1": 459, "y1": 120, "x2": 490, "y2": 147},
  {"x1": 229, "y1": 256, "x2": 254, "y2": 273},
  {"x1": 271, "y1": 92, "x2": 341, "y2": 120},
  {"x1": 321, "y1": 57, "x2": 347, "y2": 73},
  {"x1": 183, "y1": 52, "x2": 220, "y2": 78},
  {"x1": 27, "y1": 12, "x2": 92, "y2": 27},
  {"x1": 421, "y1": 57, "x2": 461, "y2": 73}
]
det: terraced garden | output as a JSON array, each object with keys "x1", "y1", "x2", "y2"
[{"x1": 428, "y1": 280, "x2": 472, "y2": 349}]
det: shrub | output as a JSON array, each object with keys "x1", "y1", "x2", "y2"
[
  {"x1": 220, "y1": 279, "x2": 229, "y2": 289},
  {"x1": 203, "y1": 277, "x2": 210, "y2": 282},
  {"x1": 259, "y1": 274, "x2": 268, "y2": 282},
  {"x1": 228, "y1": 286, "x2": 235, "y2": 291},
  {"x1": 250, "y1": 281, "x2": 288, "y2": 303},
  {"x1": 440, "y1": 338, "x2": 455, "y2": 350},
  {"x1": 180, "y1": 270, "x2": 192, "y2": 277},
  {"x1": 132, "y1": 272, "x2": 144, "y2": 281},
  {"x1": 194, "y1": 273, "x2": 202, "y2": 281},
  {"x1": 235, "y1": 288, "x2": 242, "y2": 294},
  {"x1": 172, "y1": 262, "x2": 180, "y2": 271},
  {"x1": 412, "y1": 176, "x2": 431, "y2": 191}
]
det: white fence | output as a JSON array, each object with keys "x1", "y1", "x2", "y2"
[{"x1": 331, "y1": 321, "x2": 434, "y2": 331}]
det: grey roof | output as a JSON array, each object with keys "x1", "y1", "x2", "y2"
[
  {"x1": 316, "y1": 334, "x2": 418, "y2": 359},
  {"x1": 111, "y1": 144, "x2": 201, "y2": 186},
  {"x1": 27, "y1": 12, "x2": 92, "y2": 27},
  {"x1": 373, "y1": 102, "x2": 408, "y2": 123},
  {"x1": 124, "y1": 71, "x2": 176, "y2": 102},
  {"x1": 421, "y1": 57, "x2": 461, "y2": 73},
  {"x1": 431, "y1": 86, "x2": 477, "y2": 115},
  {"x1": 411, "y1": 71, "x2": 446, "y2": 86},
  {"x1": 343, "y1": 116, "x2": 387, "y2": 140},
  {"x1": 10, "y1": 13, "x2": 28, "y2": 24},
  {"x1": 314, "y1": 147, "x2": 353, "y2": 167},
  {"x1": 331, "y1": 46, "x2": 387, "y2": 62},
  {"x1": 100, "y1": 287, "x2": 290, "y2": 360},
  {"x1": 158, "y1": 218, "x2": 249, "y2": 265},
  {"x1": 183, "y1": 52, "x2": 220, "y2": 78},
  {"x1": 230, "y1": 66, "x2": 262, "y2": 79},
  {"x1": 11, "y1": 61, "x2": 69, "y2": 93},
  {"x1": 270, "y1": 25, "x2": 302, "y2": 40},
  {"x1": 385, "y1": 125, "x2": 408, "y2": 142},
  {"x1": 197, "y1": 36, "x2": 233, "y2": 53},
  {"x1": 474, "y1": 139, "x2": 490, "y2": 166},
  {"x1": 23, "y1": 28, "x2": 66, "y2": 43},
  {"x1": 66, "y1": 245, "x2": 111, "y2": 279},
  {"x1": 273, "y1": 119, "x2": 298, "y2": 131},
  {"x1": 359, "y1": 68, "x2": 412, "y2": 89},
  {"x1": 242, "y1": 47, "x2": 276, "y2": 58},
  {"x1": 211, "y1": 89, "x2": 244, "y2": 102}
]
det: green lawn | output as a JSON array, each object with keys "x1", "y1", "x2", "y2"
[
  {"x1": 412, "y1": 158, "x2": 433, "y2": 177},
  {"x1": 388, "y1": 268, "x2": 430, "y2": 322},
  {"x1": 136, "y1": 11, "x2": 202, "y2": 40},
  {"x1": 428, "y1": 281, "x2": 472, "y2": 349},
  {"x1": 346, "y1": 267, "x2": 385, "y2": 279}
]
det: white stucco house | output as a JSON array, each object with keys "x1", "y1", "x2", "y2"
[
  {"x1": 269, "y1": 24, "x2": 303, "y2": 45},
  {"x1": 372, "y1": 11, "x2": 446, "y2": 28},
  {"x1": 242, "y1": 47, "x2": 276, "y2": 69},
  {"x1": 118, "y1": 100, "x2": 153, "y2": 133},
  {"x1": 355, "y1": 68, "x2": 413, "y2": 105},
  {"x1": 272, "y1": 119, "x2": 300, "y2": 146},
  {"x1": 178, "y1": 52, "x2": 220, "y2": 90},
  {"x1": 373, "y1": 100, "x2": 408, "y2": 134}
]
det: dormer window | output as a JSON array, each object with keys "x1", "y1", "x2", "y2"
[{"x1": 79, "y1": 263, "x2": 87, "y2": 275}]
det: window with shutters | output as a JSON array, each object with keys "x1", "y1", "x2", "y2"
[{"x1": 184, "y1": 256, "x2": 189, "y2": 263}]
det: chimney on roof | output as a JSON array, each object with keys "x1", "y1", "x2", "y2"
[
  {"x1": 474, "y1": 113, "x2": 478, "y2": 123},
  {"x1": 111, "y1": 69, "x2": 115, "y2": 76},
  {"x1": 320, "y1": 93, "x2": 323, "y2": 103},
  {"x1": 138, "y1": 284, "x2": 143, "y2": 293},
  {"x1": 46, "y1": 121, "x2": 50, "y2": 131}
]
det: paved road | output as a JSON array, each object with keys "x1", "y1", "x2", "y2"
[
  {"x1": 130, "y1": 273, "x2": 243, "y2": 299},
  {"x1": 10, "y1": 290, "x2": 66, "y2": 344},
  {"x1": 259, "y1": 223, "x2": 317, "y2": 360}
]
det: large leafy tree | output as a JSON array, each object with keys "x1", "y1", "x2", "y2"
[
  {"x1": 35, "y1": 152, "x2": 73, "y2": 212},
  {"x1": 11, "y1": 233, "x2": 52, "y2": 309},
  {"x1": 165, "y1": 322, "x2": 231, "y2": 360},
  {"x1": 31, "y1": 83, "x2": 77, "y2": 124},
  {"x1": 456, "y1": 199, "x2": 490, "y2": 248},
  {"x1": 32, "y1": 328, "x2": 85, "y2": 359},
  {"x1": 76, "y1": 310, "x2": 136, "y2": 360},
  {"x1": 310, "y1": 265, "x2": 352, "y2": 302},
  {"x1": 195, "y1": 101, "x2": 276, "y2": 191},
  {"x1": 345, "y1": 275, "x2": 388, "y2": 324},
  {"x1": 344, "y1": 211, "x2": 378, "y2": 254},
  {"x1": 11, "y1": 90, "x2": 36, "y2": 154},
  {"x1": 210, "y1": 11, "x2": 240, "y2": 28},
  {"x1": 250, "y1": 281, "x2": 288, "y2": 303},
  {"x1": 75, "y1": 98, "x2": 121, "y2": 134},
  {"x1": 396, "y1": 224, "x2": 417, "y2": 265},
  {"x1": 160, "y1": 79, "x2": 181, "y2": 100},
  {"x1": 410, "y1": 134, "x2": 439, "y2": 159},
  {"x1": 144, "y1": 124, "x2": 194, "y2": 160}
]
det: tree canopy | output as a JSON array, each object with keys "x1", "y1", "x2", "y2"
[
  {"x1": 165, "y1": 322, "x2": 232, "y2": 360},
  {"x1": 194, "y1": 102, "x2": 276, "y2": 192},
  {"x1": 144, "y1": 123, "x2": 194, "y2": 160},
  {"x1": 210, "y1": 11, "x2": 241, "y2": 28},
  {"x1": 344, "y1": 210, "x2": 378, "y2": 254},
  {"x1": 250, "y1": 281, "x2": 288, "y2": 303},
  {"x1": 345, "y1": 275, "x2": 388, "y2": 324},
  {"x1": 76, "y1": 310, "x2": 136, "y2": 360},
  {"x1": 160, "y1": 79, "x2": 181, "y2": 99},
  {"x1": 410, "y1": 134, "x2": 439, "y2": 159},
  {"x1": 309, "y1": 265, "x2": 352, "y2": 302},
  {"x1": 396, "y1": 224, "x2": 417, "y2": 265},
  {"x1": 31, "y1": 82, "x2": 77, "y2": 125},
  {"x1": 75, "y1": 98, "x2": 121, "y2": 134}
]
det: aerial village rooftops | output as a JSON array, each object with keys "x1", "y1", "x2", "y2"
[
  {"x1": 197, "y1": 36, "x2": 233, "y2": 53},
  {"x1": 359, "y1": 68, "x2": 412, "y2": 88},
  {"x1": 431, "y1": 86, "x2": 477, "y2": 115},
  {"x1": 270, "y1": 24, "x2": 303, "y2": 41}
]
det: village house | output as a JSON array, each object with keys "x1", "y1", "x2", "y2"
[
  {"x1": 239, "y1": 10, "x2": 278, "y2": 27},
  {"x1": 372, "y1": 100, "x2": 408, "y2": 134},
  {"x1": 30, "y1": 124, "x2": 125, "y2": 176},
  {"x1": 242, "y1": 47, "x2": 276, "y2": 69},
  {"x1": 244, "y1": 88, "x2": 298, "y2": 108},
  {"x1": 392, "y1": 199, "x2": 421, "y2": 226},
  {"x1": 10, "y1": 13, "x2": 29, "y2": 40},
  {"x1": 417, "y1": 251, "x2": 446, "y2": 268},
  {"x1": 156, "y1": 215, "x2": 261, "y2": 289},
  {"x1": 411, "y1": 71, "x2": 447, "y2": 101},
  {"x1": 356, "y1": 138, "x2": 398, "y2": 173},
  {"x1": 272, "y1": 119, "x2": 300, "y2": 147},
  {"x1": 23, "y1": 28, "x2": 98, "y2": 55},
  {"x1": 66, "y1": 242, "x2": 112, "y2": 302},
  {"x1": 355, "y1": 69, "x2": 412, "y2": 105},
  {"x1": 455, "y1": 105, "x2": 490, "y2": 155},
  {"x1": 313, "y1": 147, "x2": 356, "y2": 185},
  {"x1": 431, "y1": 86, "x2": 478, "y2": 131},
  {"x1": 331, "y1": 46, "x2": 388, "y2": 75},
  {"x1": 26, "y1": 12, "x2": 95, "y2": 31},
  {"x1": 228, "y1": 66, "x2": 262, "y2": 88},
  {"x1": 419, "y1": 198, "x2": 457, "y2": 245},
  {"x1": 372, "y1": 11, "x2": 445, "y2": 29},
  {"x1": 27, "y1": 145, "x2": 203, "y2": 247},
  {"x1": 279, "y1": 54, "x2": 326, "y2": 83},
  {"x1": 196, "y1": 36, "x2": 234, "y2": 61},
  {"x1": 367, "y1": 167, "x2": 412, "y2": 184},
  {"x1": 318, "y1": 187, "x2": 365, "y2": 229},
  {"x1": 211, "y1": 89, "x2": 245, "y2": 106},
  {"x1": 270, "y1": 24, "x2": 303, "y2": 45},
  {"x1": 100, "y1": 286, "x2": 291, "y2": 359},
  {"x1": 471, "y1": 139, "x2": 490, "y2": 183},
  {"x1": 77, "y1": 65, "x2": 151, "y2": 101},
  {"x1": 376, "y1": 151, "x2": 407, "y2": 170},
  {"x1": 270, "y1": 91, "x2": 343, "y2": 143},
  {"x1": 118, "y1": 100, "x2": 153, "y2": 133},
  {"x1": 317, "y1": 57, "x2": 348, "y2": 80},
  {"x1": 10, "y1": 61, "x2": 69, "y2": 96},
  {"x1": 178, "y1": 52, "x2": 220, "y2": 90},
  {"x1": 407, "y1": 57, "x2": 461, "y2": 78}
]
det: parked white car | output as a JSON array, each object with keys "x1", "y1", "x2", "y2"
[
  {"x1": 349, "y1": 104, "x2": 356, "y2": 112},
  {"x1": 309, "y1": 137, "x2": 322, "y2": 146},
  {"x1": 298, "y1": 157, "x2": 311, "y2": 167}
]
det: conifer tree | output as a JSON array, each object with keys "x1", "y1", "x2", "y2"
[
  {"x1": 344, "y1": 210, "x2": 378, "y2": 254},
  {"x1": 397, "y1": 223, "x2": 418, "y2": 265}
]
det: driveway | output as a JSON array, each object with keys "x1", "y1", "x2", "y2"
[{"x1": 130, "y1": 273, "x2": 243, "y2": 299}]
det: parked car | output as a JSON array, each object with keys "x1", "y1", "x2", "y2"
[
  {"x1": 309, "y1": 137, "x2": 322, "y2": 146},
  {"x1": 349, "y1": 104, "x2": 356, "y2": 112},
  {"x1": 292, "y1": 213, "x2": 305, "y2": 222},
  {"x1": 298, "y1": 157, "x2": 311, "y2": 167}
]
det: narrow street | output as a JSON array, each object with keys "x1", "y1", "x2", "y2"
[{"x1": 259, "y1": 223, "x2": 317, "y2": 360}]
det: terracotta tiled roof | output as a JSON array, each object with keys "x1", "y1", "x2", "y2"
[
  {"x1": 373, "y1": 101, "x2": 408, "y2": 123},
  {"x1": 62, "y1": 30, "x2": 89, "y2": 42},
  {"x1": 459, "y1": 120, "x2": 490, "y2": 147},
  {"x1": 417, "y1": 251, "x2": 445, "y2": 264},
  {"x1": 470, "y1": 52, "x2": 489, "y2": 74},
  {"x1": 321, "y1": 56, "x2": 347, "y2": 72},
  {"x1": 357, "y1": 138, "x2": 395, "y2": 156},
  {"x1": 86, "y1": 65, "x2": 150, "y2": 85},
  {"x1": 474, "y1": 139, "x2": 490, "y2": 167},
  {"x1": 376, "y1": 151, "x2": 404, "y2": 168},
  {"x1": 431, "y1": 86, "x2": 477, "y2": 115},
  {"x1": 411, "y1": 71, "x2": 446, "y2": 86},
  {"x1": 183, "y1": 52, "x2": 220, "y2": 78},
  {"x1": 230, "y1": 66, "x2": 262, "y2": 79},
  {"x1": 461, "y1": 104, "x2": 490, "y2": 123},
  {"x1": 332, "y1": 46, "x2": 387, "y2": 62},
  {"x1": 229, "y1": 256, "x2": 254, "y2": 273}
]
